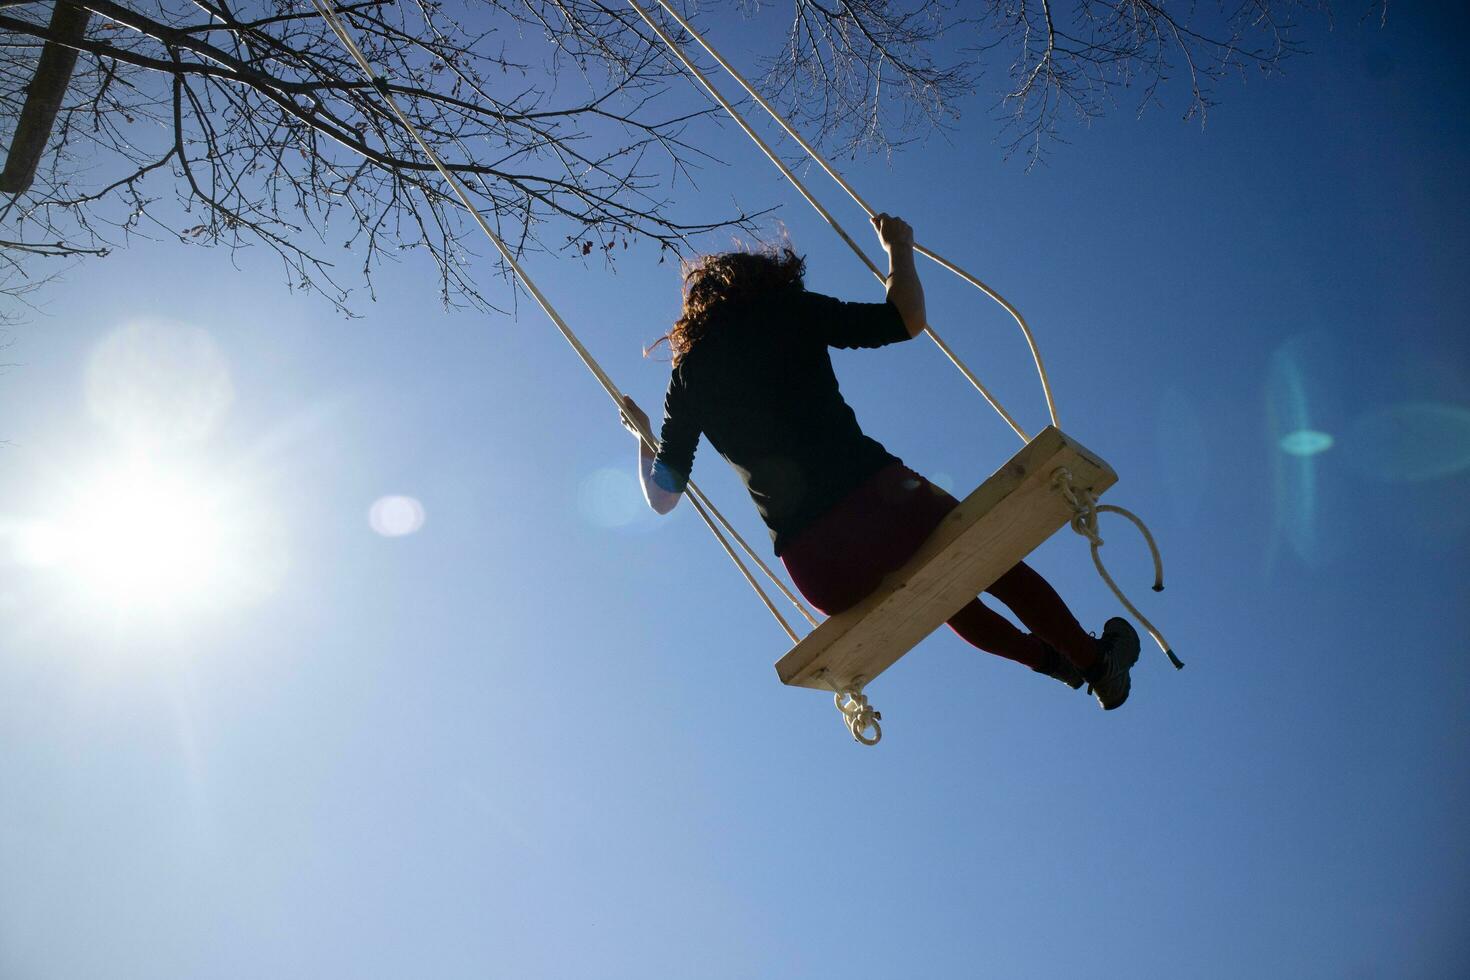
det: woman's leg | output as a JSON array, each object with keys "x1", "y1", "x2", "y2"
[
  {"x1": 897, "y1": 480, "x2": 1097, "y2": 672},
  {"x1": 944, "y1": 597, "x2": 1055, "y2": 670},
  {"x1": 783, "y1": 465, "x2": 1096, "y2": 673},
  {"x1": 781, "y1": 463, "x2": 947, "y2": 615},
  {"x1": 985, "y1": 562, "x2": 1098, "y2": 671}
]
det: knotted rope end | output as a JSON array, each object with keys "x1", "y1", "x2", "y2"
[
  {"x1": 834, "y1": 684, "x2": 882, "y2": 746},
  {"x1": 1054, "y1": 466, "x2": 1183, "y2": 674}
]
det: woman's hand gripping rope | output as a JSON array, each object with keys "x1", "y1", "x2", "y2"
[{"x1": 620, "y1": 395, "x2": 652, "y2": 441}]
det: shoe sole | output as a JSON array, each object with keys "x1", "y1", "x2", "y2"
[{"x1": 1097, "y1": 618, "x2": 1141, "y2": 711}]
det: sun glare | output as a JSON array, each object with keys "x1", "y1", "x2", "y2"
[
  {"x1": 2, "y1": 322, "x2": 291, "y2": 627},
  {"x1": 8, "y1": 455, "x2": 286, "y2": 620},
  {"x1": 63, "y1": 462, "x2": 226, "y2": 607}
]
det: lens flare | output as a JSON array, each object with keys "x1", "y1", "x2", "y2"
[
  {"x1": 1279, "y1": 429, "x2": 1334, "y2": 457},
  {"x1": 86, "y1": 320, "x2": 234, "y2": 446},
  {"x1": 369, "y1": 495, "x2": 427, "y2": 537},
  {"x1": 1264, "y1": 333, "x2": 1347, "y2": 570},
  {"x1": 1342, "y1": 402, "x2": 1470, "y2": 482},
  {"x1": 577, "y1": 467, "x2": 644, "y2": 529}
]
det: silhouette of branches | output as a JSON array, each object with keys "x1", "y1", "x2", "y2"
[
  {"x1": 0, "y1": 0, "x2": 765, "y2": 312},
  {"x1": 978, "y1": 1, "x2": 1339, "y2": 165},
  {"x1": 0, "y1": 0, "x2": 1372, "y2": 308}
]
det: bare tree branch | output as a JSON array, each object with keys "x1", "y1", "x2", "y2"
[
  {"x1": 0, "y1": 0, "x2": 1379, "y2": 310},
  {"x1": 1, "y1": 0, "x2": 769, "y2": 313},
  {"x1": 977, "y1": 1, "x2": 1353, "y2": 166}
]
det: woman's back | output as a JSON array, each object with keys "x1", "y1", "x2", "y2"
[{"x1": 655, "y1": 285, "x2": 910, "y2": 554}]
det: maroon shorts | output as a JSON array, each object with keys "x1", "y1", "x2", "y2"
[{"x1": 780, "y1": 461, "x2": 958, "y2": 615}]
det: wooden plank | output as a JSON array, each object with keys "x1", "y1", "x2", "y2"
[{"x1": 774, "y1": 427, "x2": 1116, "y2": 691}]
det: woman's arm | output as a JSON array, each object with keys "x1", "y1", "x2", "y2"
[
  {"x1": 621, "y1": 395, "x2": 681, "y2": 514},
  {"x1": 872, "y1": 213, "x2": 926, "y2": 338}
]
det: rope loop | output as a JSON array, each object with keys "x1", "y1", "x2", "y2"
[
  {"x1": 1052, "y1": 468, "x2": 1184, "y2": 671},
  {"x1": 835, "y1": 688, "x2": 882, "y2": 745},
  {"x1": 1054, "y1": 473, "x2": 1103, "y2": 547}
]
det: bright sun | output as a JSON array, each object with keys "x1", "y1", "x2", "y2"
[
  {"x1": 21, "y1": 458, "x2": 246, "y2": 616},
  {"x1": 67, "y1": 463, "x2": 227, "y2": 606},
  {"x1": 5, "y1": 321, "x2": 286, "y2": 623}
]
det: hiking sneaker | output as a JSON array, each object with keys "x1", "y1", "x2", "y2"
[
  {"x1": 1032, "y1": 640, "x2": 1086, "y2": 690},
  {"x1": 1085, "y1": 617, "x2": 1141, "y2": 710}
]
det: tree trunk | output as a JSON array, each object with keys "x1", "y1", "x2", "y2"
[{"x1": 1, "y1": 1, "x2": 92, "y2": 195}]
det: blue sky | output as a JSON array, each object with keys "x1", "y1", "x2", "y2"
[{"x1": 2, "y1": 4, "x2": 1468, "y2": 978}]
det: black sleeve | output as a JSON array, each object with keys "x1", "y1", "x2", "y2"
[
  {"x1": 797, "y1": 289, "x2": 910, "y2": 350},
  {"x1": 651, "y1": 370, "x2": 700, "y2": 493}
]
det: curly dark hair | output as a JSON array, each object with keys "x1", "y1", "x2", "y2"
[{"x1": 648, "y1": 245, "x2": 806, "y2": 366}]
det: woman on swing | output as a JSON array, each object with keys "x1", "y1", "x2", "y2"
[{"x1": 621, "y1": 215, "x2": 1141, "y2": 709}]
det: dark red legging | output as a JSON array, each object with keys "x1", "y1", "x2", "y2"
[{"x1": 781, "y1": 462, "x2": 1097, "y2": 672}]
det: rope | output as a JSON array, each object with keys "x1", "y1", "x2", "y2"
[
  {"x1": 623, "y1": 0, "x2": 1031, "y2": 444},
  {"x1": 626, "y1": 411, "x2": 818, "y2": 629},
  {"x1": 683, "y1": 484, "x2": 798, "y2": 642},
  {"x1": 835, "y1": 686, "x2": 882, "y2": 745},
  {"x1": 685, "y1": 481, "x2": 819, "y2": 628},
  {"x1": 632, "y1": 0, "x2": 1059, "y2": 438},
  {"x1": 1052, "y1": 468, "x2": 1184, "y2": 671},
  {"x1": 308, "y1": 0, "x2": 812, "y2": 640}
]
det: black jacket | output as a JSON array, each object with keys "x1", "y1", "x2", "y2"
[{"x1": 653, "y1": 287, "x2": 910, "y2": 555}]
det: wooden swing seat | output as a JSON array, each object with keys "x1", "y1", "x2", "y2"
[{"x1": 774, "y1": 426, "x2": 1116, "y2": 692}]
